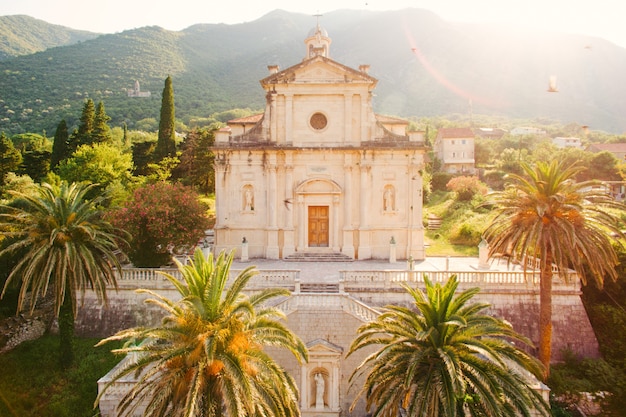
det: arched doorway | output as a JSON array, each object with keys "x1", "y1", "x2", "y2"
[{"x1": 294, "y1": 179, "x2": 342, "y2": 252}]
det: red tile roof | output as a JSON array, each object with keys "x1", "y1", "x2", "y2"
[
  {"x1": 228, "y1": 113, "x2": 263, "y2": 124},
  {"x1": 375, "y1": 114, "x2": 408, "y2": 124},
  {"x1": 587, "y1": 143, "x2": 626, "y2": 153}
]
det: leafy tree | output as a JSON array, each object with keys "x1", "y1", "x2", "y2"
[
  {"x1": 348, "y1": 275, "x2": 549, "y2": 417},
  {"x1": 132, "y1": 140, "x2": 157, "y2": 176},
  {"x1": 11, "y1": 133, "x2": 52, "y2": 182},
  {"x1": 0, "y1": 132, "x2": 22, "y2": 186},
  {"x1": 91, "y1": 101, "x2": 113, "y2": 144},
  {"x1": 172, "y1": 127, "x2": 215, "y2": 193},
  {"x1": 19, "y1": 147, "x2": 51, "y2": 183},
  {"x1": 50, "y1": 119, "x2": 70, "y2": 169},
  {"x1": 108, "y1": 182, "x2": 210, "y2": 267},
  {"x1": 0, "y1": 172, "x2": 35, "y2": 204},
  {"x1": 484, "y1": 160, "x2": 624, "y2": 379},
  {"x1": 145, "y1": 155, "x2": 180, "y2": 183},
  {"x1": 155, "y1": 76, "x2": 176, "y2": 160},
  {"x1": 446, "y1": 176, "x2": 487, "y2": 201},
  {"x1": 586, "y1": 151, "x2": 621, "y2": 182},
  {"x1": 496, "y1": 148, "x2": 527, "y2": 175},
  {"x1": 96, "y1": 249, "x2": 308, "y2": 417},
  {"x1": 0, "y1": 182, "x2": 127, "y2": 367},
  {"x1": 474, "y1": 138, "x2": 493, "y2": 166},
  {"x1": 57, "y1": 143, "x2": 133, "y2": 192}
]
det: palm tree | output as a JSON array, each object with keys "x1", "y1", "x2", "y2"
[
  {"x1": 347, "y1": 276, "x2": 549, "y2": 417},
  {"x1": 0, "y1": 181, "x2": 126, "y2": 367},
  {"x1": 484, "y1": 160, "x2": 623, "y2": 379},
  {"x1": 96, "y1": 249, "x2": 308, "y2": 417}
]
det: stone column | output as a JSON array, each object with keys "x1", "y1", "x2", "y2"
[
  {"x1": 266, "y1": 159, "x2": 279, "y2": 259},
  {"x1": 344, "y1": 93, "x2": 352, "y2": 143},
  {"x1": 358, "y1": 163, "x2": 372, "y2": 259},
  {"x1": 408, "y1": 156, "x2": 425, "y2": 260},
  {"x1": 332, "y1": 195, "x2": 340, "y2": 252},
  {"x1": 297, "y1": 195, "x2": 306, "y2": 250},
  {"x1": 283, "y1": 157, "x2": 295, "y2": 257},
  {"x1": 214, "y1": 161, "x2": 227, "y2": 227},
  {"x1": 285, "y1": 93, "x2": 293, "y2": 144},
  {"x1": 270, "y1": 92, "x2": 278, "y2": 142},
  {"x1": 342, "y1": 157, "x2": 355, "y2": 258}
]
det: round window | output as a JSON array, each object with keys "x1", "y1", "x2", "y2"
[{"x1": 310, "y1": 112, "x2": 328, "y2": 130}]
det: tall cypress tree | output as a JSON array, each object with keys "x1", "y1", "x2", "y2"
[
  {"x1": 51, "y1": 119, "x2": 69, "y2": 168},
  {"x1": 91, "y1": 101, "x2": 112, "y2": 144},
  {"x1": 75, "y1": 99, "x2": 95, "y2": 147},
  {"x1": 155, "y1": 76, "x2": 176, "y2": 159}
]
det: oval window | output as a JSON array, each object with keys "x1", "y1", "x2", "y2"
[{"x1": 310, "y1": 112, "x2": 328, "y2": 130}]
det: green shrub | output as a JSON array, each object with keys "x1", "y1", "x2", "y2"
[
  {"x1": 431, "y1": 171, "x2": 453, "y2": 192},
  {"x1": 449, "y1": 220, "x2": 483, "y2": 246},
  {"x1": 446, "y1": 176, "x2": 488, "y2": 201},
  {"x1": 0, "y1": 335, "x2": 122, "y2": 417}
]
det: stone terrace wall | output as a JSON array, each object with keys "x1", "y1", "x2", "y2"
[{"x1": 76, "y1": 267, "x2": 598, "y2": 361}]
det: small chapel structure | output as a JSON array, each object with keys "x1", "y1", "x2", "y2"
[{"x1": 213, "y1": 23, "x2": 427, "y2": 260}]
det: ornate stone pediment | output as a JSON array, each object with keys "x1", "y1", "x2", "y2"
[{"x1": 261, "y1": 56, "x2": 377, "y2": 87}]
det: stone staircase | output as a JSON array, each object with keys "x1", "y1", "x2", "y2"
[
  {"x1": 300, "y1": 283, "x2": 341, "y2": 293},
  {"x1": 283, "y1": 252, "x2": 354, "y2": 262}
]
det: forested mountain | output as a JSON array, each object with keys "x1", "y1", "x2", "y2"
[
  {"x1": 0, "y1": 15, "x2": 99, "y2": 60},
  {"x1": 1, "y1": 8, "x2": 626, "y2": 135}
]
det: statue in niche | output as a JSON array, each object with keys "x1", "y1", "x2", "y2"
[
  {"x1": 314, "y1": 372, "x2": 325, "y2": 409},
  {"x1": 244, "y1": 187, "x2": 254, "y2": 211},
  {"x1": 384, "y1": 186, "x2": 395, "y2": 211}
]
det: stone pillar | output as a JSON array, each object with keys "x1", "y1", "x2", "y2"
[
  {"x1": 478, "y1": 238, "x2": 490, "y2": 269},
  {"x1": 389, "y1": 236, "x2": 396, "y2": 263},
  {"x1": 360, "y1": 93, "x2": 368, "y2": 141},
  {"x1": 358, "y1": 164, "x2": 372, "y2": 259},
  {"x1": 344, "y1": 93, "x2": 352, "y2": 143},
  {"x1": 241, "y1": 237, "x2": 249, "y2": 262},
  {"x1": 408, "y1": 158, "x2": 425, "y2": 260},
  {"x1": 266, "y1": 160, "x2": 279, "y2": 259},
  {"x1": 270, "y1": 92, "x2": 278, "y2": 142},
  {"x1": 297, "y1": 195, "x2": 306, "y2": 250},
  {"x1": 285, "y1": 93, "x2": 293, "y2": 144},
  {"x1": 214, "y1": 161, "x2": 227, "y2": 227},
  {"x1": 342, "y1": 158, "x2": 355, "y2": 258},
  {"x1": 332, "y1": 195, "x2": 340, "y2": 252},
  {"x1": 283, "y1": 158, "x2": 295, "y2": 258}
]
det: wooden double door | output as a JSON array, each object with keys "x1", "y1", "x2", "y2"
[{"x1": 308, "y1": 206, "x2": 329, "y2": 247}]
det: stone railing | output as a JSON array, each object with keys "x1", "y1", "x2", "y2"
[
  {"x1": 115, "y1": 267, "x2": 579, "y2": 293},
  {"x1": 273, "y1": 293, "x2": 380, "y2": 322},
  {"x1": 116, "y1": 268, "x2": 299, "y2": 291},
  {"x1": 339, "y1": 269, "x2": 580, "y2": 292}
]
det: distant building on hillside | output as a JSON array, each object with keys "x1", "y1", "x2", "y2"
[
  {"x1": 552, "y1": 136, "x2": 582, "y2": 149},
  {"x1": 473, "y1": 127, "x2": 507, "y2": 139},
  {"x1": 434, "y1": 127, "x2": 476, "y2": 174},
  {"x1": 127, "y1": 80, "x2": 151, "y2": 98},
  {"x1": 510, "y1": 126, "x2": 546, "y2": 136},
  {"x1": 586, "y1": 142, "x2": 626, "y2": 160}
]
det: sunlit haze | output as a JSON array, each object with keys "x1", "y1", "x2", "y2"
[{"x1": 2, "y1": 0, "x2": 626, "y2": 48}]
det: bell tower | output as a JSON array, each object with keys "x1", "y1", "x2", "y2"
[{"x1": 304, "y1": 15, "x2": 331, "y2": 59}]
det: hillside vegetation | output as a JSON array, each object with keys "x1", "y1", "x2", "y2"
[
  {"x1": 0, "y1": 15, "x2": 98, "y2": 60},
  {"x1": 1, "y1": 9, "x2": 626, "y2": 136}
]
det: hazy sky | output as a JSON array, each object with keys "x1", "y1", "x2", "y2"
[{"x1": 2, "y1": 0, "x2": 625, "y2": 48}]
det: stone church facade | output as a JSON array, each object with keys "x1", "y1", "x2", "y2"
[{"x1": 213, "y1": 24, "x2": 426, "y2": 261}]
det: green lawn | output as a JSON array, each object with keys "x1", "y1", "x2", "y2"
[{"x1": 0, "y1": 335, "x2": 122, "y2": 417}]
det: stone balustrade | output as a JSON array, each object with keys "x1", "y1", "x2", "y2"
[{"x1": 115, "y1": 267, "x2": 578, "y2": 294}]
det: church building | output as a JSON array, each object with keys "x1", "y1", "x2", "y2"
[{"x1": 213, "y1": 23, "x2": 427, "y2": 260}]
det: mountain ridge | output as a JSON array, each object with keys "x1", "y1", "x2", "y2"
[{"x1": 1, "y1": 9, "x2": 625, "y2": 135}]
